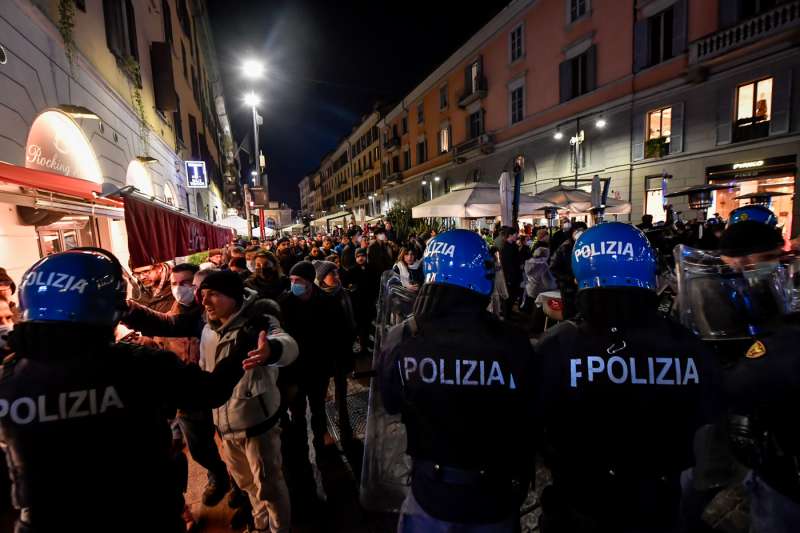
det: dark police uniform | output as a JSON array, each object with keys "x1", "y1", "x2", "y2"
[
  {"x1": 0, "y1": 324, "x2": 247, "y2": 533},
  {"x1": 722, "y1": 320, "x2": 800, "y2": 526},
  {"x1": 534, "y1": 314, "x2": 719, "y2": 532},
  {"x1": 379, "y1": 285, "x2": 537, "y2": 526}
]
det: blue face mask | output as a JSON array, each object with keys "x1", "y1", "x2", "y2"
[{"x1": 291, "y1": 282, "x2": 307, "y2": 297}]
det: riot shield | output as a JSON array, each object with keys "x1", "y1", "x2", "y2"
[
  {"x1": 674, "y1": 244, "x2": 800, "y2": 340},
  {"x1": 359, "y1": 270, "x2": 418, "y2": 512}
]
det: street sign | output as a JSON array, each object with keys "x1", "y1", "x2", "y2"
[{"x1": 185, "y1": 160, "x2": 208, "y2": 188}]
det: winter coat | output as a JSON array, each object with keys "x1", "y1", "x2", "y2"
[
  {"x1": 200, "y1": 293, "x2": 298, "y2": 439},
  {"x1": 245, "y1": 273, "x2": 290, "y2": 302},
  {"x1": 392, "y1": 260, "x2": 424, "y2": 289}
]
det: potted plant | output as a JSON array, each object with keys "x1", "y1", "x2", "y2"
[{"x1": 645, "y1": 136, "x2": 668, "y2": 159}]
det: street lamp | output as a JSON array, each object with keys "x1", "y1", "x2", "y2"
[
  {"x1": 243, "y1": 91, "x2": 262, "y2": 239},
  {"x1": 242, "y1": 59, "x2": 265, "y2": 79},
  {"x1": 595, "y1": 118, "x2": 607, "y2": 129}
]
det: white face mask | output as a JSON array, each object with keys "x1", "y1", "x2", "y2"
[{"x1": 172, "y1": 285, "x2": 196, "y2": 307}]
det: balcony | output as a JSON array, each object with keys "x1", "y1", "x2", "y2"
[
  {"x1": 384, "y1": 172, "x2": 403, "y2": 186},
  {"x1": 458, "y1": 76, "x2": 488, "y2": 108},
  {"x1": 689, "y1": 1, "x2": 800, "y2": 64},
  {"x1": 383, "y1": 136, "x2": 400, "y2": 151},
  {"x1": 454, "y1": 133, "x2": 495, "y2": 158}
]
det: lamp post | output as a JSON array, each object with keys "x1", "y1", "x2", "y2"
[{"x1": 244, "y1": 91, "x2": 262, "y2": 240}]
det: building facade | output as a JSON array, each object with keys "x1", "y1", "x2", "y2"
[
  {"x1": 299, "y1": 0, "x2": 800, "y2": 238},
  {"x1": 0, "y1": 0, "x2": 236, "y2": 280}
]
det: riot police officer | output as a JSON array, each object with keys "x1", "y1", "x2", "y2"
[
  {"x1": 711, "y1": 209, "x2": 800, "y2": 531},
  {"x1": 534, "y1": 222, "x2": 719, "y2": 532},
  {"x1": 0, "y1": 249, "x2": 256, "y2": 533},
  {"x1": 378, "y1": 229, "x2": 537, "y2": 531}
]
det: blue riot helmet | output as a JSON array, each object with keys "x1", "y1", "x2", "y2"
[
  {"x1": 19, "y1": 248, "x2": 128, "y2": 326},
  {"x1": 572, "y1": 222, "x2": 657, "y2": 291},
  {"x1": 422, "y1": 229, "x2": 494, "y2": 296},
  {"x1": 728, "y1": 205, "x2": 778, "y2": 227}
]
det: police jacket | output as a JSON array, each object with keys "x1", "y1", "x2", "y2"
[
  {"x1": 0, "y1": 322, "x2": 247, "y2": 533},
  {"x1": 378, "y1": 283, "x2": 537, "y2": 524},
  {"x1": 534, "y1": 308, "x2": 718, "y2": 497},
  {"x1": 723, "y1": 319, "x2": 800, "y2": 502}
]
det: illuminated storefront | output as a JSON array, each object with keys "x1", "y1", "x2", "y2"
[
  {"x1": 708, "y1": 155, "x2": 796, "y2": 242},
  {"x1": 0, "y1": 109, "x2": 128, "y2": 280}
]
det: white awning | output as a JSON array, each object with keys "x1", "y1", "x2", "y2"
[{"x1": 411, "y1": 183, "x2": 553, "y2": 218}]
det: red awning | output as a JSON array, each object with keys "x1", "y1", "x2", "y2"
[
  {"x1": 0, "y1": 161, "x2": 121, "y2": 207},
  {"x1": 123, "y1": 194, "x2": 234, "y2": 268}
]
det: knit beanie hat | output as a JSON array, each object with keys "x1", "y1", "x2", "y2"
[
  {"x1": 355, "y1": 248, "x2": 367, "y2": 257},
  {"x1": 198, "y1": 270, "x2": 244, "y2": 306},
  {"x1": 313, "y1": 260, "x2": 339, "y2": 285},
  {"x1": 289, "y1": 261, "x2": 316, "y2": 283}
]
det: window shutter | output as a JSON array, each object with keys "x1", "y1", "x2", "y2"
[
  {"x1": 670, "y1": 102, "x2": 685, "y2": 153},
  {"x1": 632, "y1": 110, "x2": 646, "y2": 161},
  {"x1": 124, "y1": 0, "x2": 138, "y2": 61},
  {"x1": 634, "y1": 20, "x2": 650, "y2": 72},
  {"x1": 464, "y1": 66, "x2": 471, "y2": 96},
  {"x1": 151, "y1": 42, "x2": 177, "y2": 112},
  {"x1": 716, "y1": 88, "x2": 733, "y2": 145},
  {"x1": 103, "y1": 0, "x2": 125, "y2": 58},
  {"x1": 718, "y1": 0, "x2": 742, "y2": 29},
  {"x1": 559, "y1": 59, "x2": 572, "y2": 103},
  {"x1": 585, "y1": 45, "x2": 597, "y2": 92},
  {"x1": 769, "y1": 70, "x2": 792, "y2": 136},
  {"x1": 672, "y1": 0, "x2": 688, "y2": 56}
]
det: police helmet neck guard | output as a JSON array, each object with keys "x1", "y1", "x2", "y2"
[
  {"x1": 572, "y1": 222, "x2": 657, "y2": 291},
  {"x1": 422, "y1": 229, "x2": 494, "y2": 297},
  {"x1": 19, "y1": 247, "x2": 128, "y2": 327},
  {"x1": 728, "y1": 205, "x2": 778, "y2": 227}
]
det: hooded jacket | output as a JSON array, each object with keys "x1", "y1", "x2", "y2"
[{"x1": 200, "y1": 293, "x2": 298, "y2": 439}]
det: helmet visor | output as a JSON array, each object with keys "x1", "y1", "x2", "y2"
[{"x1": 675, "y1": 245, "x2": 800, "y2": 339}]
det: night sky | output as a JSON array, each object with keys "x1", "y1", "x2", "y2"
[{"x1": 207, "y1": 0, "x2": 510, "y2": 210}]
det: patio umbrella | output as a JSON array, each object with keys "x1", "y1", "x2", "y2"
[
  {"x1": 411, "y1": 182, "x2": 553, "y2": 218},
  {"x1": 527, "y1": 184, "x2": 631, "y2": 215}
]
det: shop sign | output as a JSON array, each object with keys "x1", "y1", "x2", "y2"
[
  {"x1": 732, "y1": 160, "x2": 764, "y2": 170},
  {"x1": 185, "y1": 161, "x2": 208, "y2": 188},
  {"x1": 25, "y1": 110, "x2": 103, "y2": 187}
]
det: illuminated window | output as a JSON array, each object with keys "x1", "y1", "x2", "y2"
[
  {"x1": 734, "y1": 77, "x2": 772, "y2": 141},
  {"x1": 645, "y1": 107, "x2": 672, "y2": 158},
  {"x1": 439, "y1": 127, "x2": 450, "y2": 153}
]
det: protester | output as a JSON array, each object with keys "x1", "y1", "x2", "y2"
[
  {"x1": 392, "y1": 247, "x2": 423, "y2": 290},
  {"x1": 550, "y1": 221, "x2": 587, "y2": 320},
  {"x1": 499, "y1": 227, "x2": 523, "y2": 319},
  {"x1": 343, "y1": 248, "x2": 379, "y2": 355},
  {"x1": 246, "y1": 251, "x2": 289, "y2": 301},
  {"x1": 134, "y1": 262, "x2": 175, "y2": 313},
  {"x1": 313, "y1": 260, "x2": 357, "y2": 446},
  {"x1": 229, "y1": 256, "x2": 251, "y2": 280},
  {"x1": 367, "y1": 228, "x2": 393, "y2": 275}
]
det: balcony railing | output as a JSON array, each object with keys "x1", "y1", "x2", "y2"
[
  {"x1": 383, "y1": 136, "x2": 400, "y2": 150},
  {"x1": 454, "y1": 133, "x2": 495, "y2": 157},
  {"x1": 384, "y1": 172, "x2": 403, "y2": 185},
  {"x1": 689, "y1": 0, "x2": 800, "y2": 64},
  {"x1": 457, "y1": 76, "x2": 488, "y2": 108}
]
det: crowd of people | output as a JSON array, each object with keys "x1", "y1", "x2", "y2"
[{"x1": 0, "y1": 205, "x2": 797, "y2": 533}]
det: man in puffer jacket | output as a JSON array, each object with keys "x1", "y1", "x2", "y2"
[{"x1": 197, "y1": 271, "x2": 298, "y2": 533}]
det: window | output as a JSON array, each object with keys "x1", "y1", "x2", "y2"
[
  {"x1": 416, "y1": 140, "x2": 427, "y2": 164},
  {"x1": 648, "y1": 6, "x2": 674, "y2": 66},
  {"x1": 569, "y1": 0, "x2": 588, "y2": 22},
  {"x1": 734, "y1": 77, "x2": 772, "y2": 142},
  {"x1": 402, "y1": 116, "x2": 408, "y2": 134},
  {"x1": 559, "y1": 46, "x2": 596, "y2": 102},
  {"x1": 646, "y1": 107, "x2": 672, "y2": 157},
  {"x1": 392, "y1": 155, "x2": 400, "y2": 173},
  {"x1": 439, "y1": 127, "x2": 451, "y2": 153},
  {"x1": 417, "y1": 103, "x2": 424, "y2": 124},
  {"x1": 440, "y1": 85, "x2": 448, "y2": 109},
  {"x1": 177, "y1": 0, "x2": 190, "y2": 35},
  {"x1": 470, "y1": 61, "x2": 480, "y2": 93},
  {"x1": 103, "y1": 0, "x2": 139, "y2": 63},
  {"x1": 468, "y1": 110, "x2": 484, "y2": 139},
  {"x1": 510, "y1": 24, "x2": 524, "y2": 62},
  {"x1": 181, "y1": 42, "x2": 187, "y2": 79},
  {"x1": 644, "y1": 177, "x2": 667, "y2": 224},
  {"x1": 188, "y1": 114, "x2": 199, "y2": 159},
  {"x1": 510, "y1": 85, "x2": 524, "y2": 124},
  {"x1": 162, "y1": 0, "x2": 172, "y2": 46},
  {"x1": 403, "y1": 149, "x2": 411, "y2": 170},
  {"x1": 173, "y1": 96, "x2": 183, "y2": 144}
]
